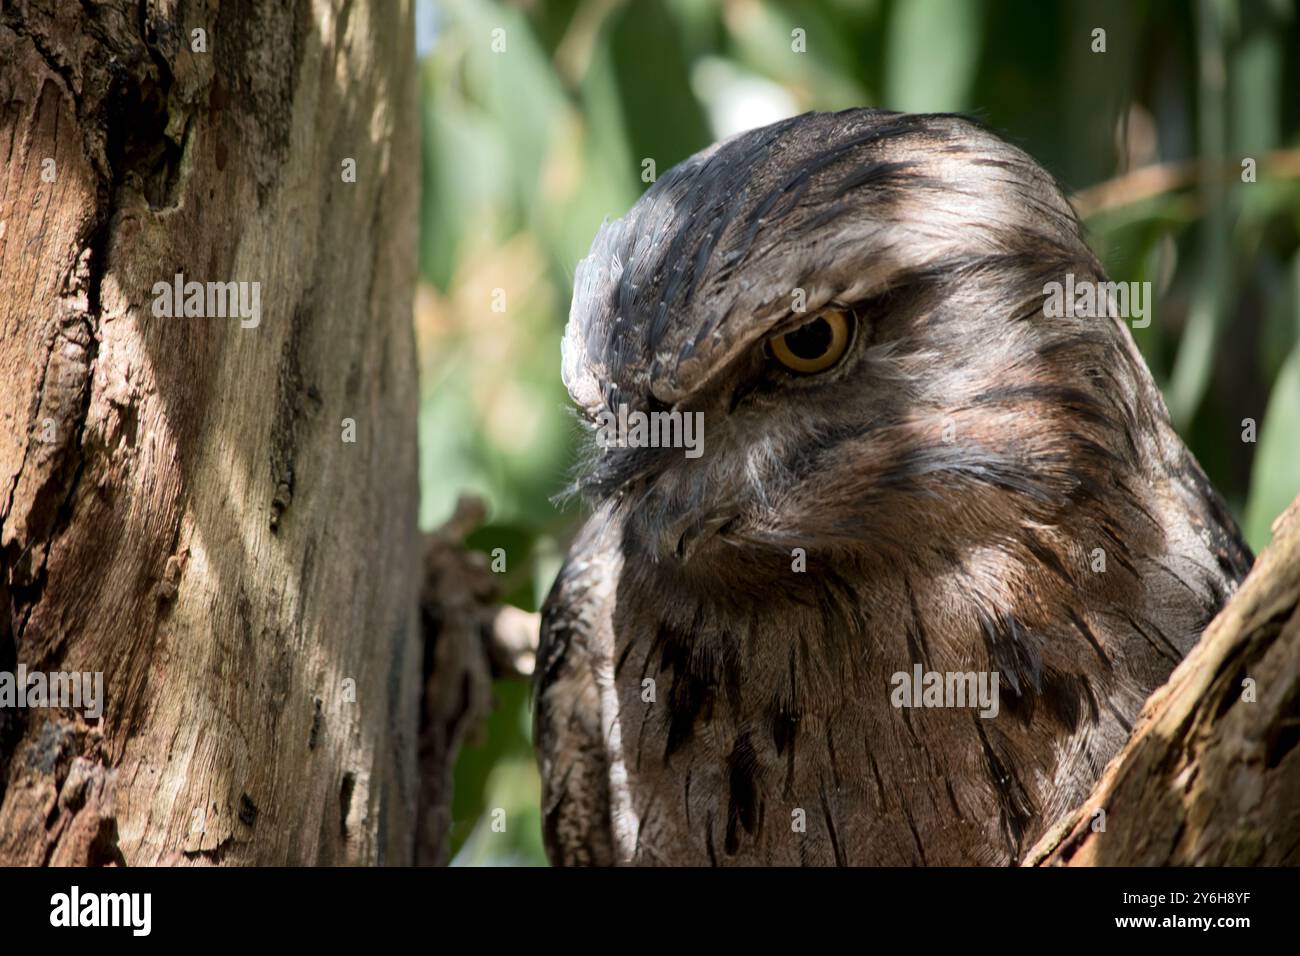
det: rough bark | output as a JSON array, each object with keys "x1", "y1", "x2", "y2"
[
  {"x1": 0, "y1": 0, "x2": 426, "y2": 864},
  {"x1": 1028, "y1": 493, "x2": 1300, "y2": 866},
  {"x1": 416, "y1": 497, "x2": 494, "y2": 865}
]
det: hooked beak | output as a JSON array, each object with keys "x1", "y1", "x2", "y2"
[{"x1": 669, "y1": 512, "x2": 739, "y2": 563}]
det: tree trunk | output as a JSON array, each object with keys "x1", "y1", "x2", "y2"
[
  {"x1": 2, "y1": 1, "x2": 1294, "y2": 871},
  {"x1": 0, "y1": 0, "x2": 428, "y2": 864},
  {"x1": 1028, "y1": 493, "x2": 1300, "y2": 866}
]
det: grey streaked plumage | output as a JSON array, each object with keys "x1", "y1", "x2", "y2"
[{"x1": 535, "y1": 109, "x2": 1252, "y2": 866}]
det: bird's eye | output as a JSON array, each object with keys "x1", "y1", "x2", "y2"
[{"x1": 767, "y1": 309, "x2": 854, "y2": 374}]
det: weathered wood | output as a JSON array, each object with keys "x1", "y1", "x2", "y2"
[
  {"x1": 1028, "y1": 493, "x2": 1300, "y2": 866},
  {"x1": 0, "y1": 0, "x2": 424, "y2": 864},
  {"x1": 416, "y1": 496, "x2": 495, "y2": 866}
]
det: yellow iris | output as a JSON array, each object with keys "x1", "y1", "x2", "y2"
[{"x1": 768, "y1": 309, "x2": 853, "y2": 374}]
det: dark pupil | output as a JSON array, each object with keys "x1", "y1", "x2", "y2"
[{"x1": 783, "y1": 317, "x2": 832, "y2": 359}]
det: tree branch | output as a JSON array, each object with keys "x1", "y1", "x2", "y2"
[{"x1": 1027, "y1": 494, "x2": 1300, "y2": 866}]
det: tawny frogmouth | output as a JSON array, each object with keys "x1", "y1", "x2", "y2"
[{"x1": 534, "y1": 110, "x2": 1252, "y2": 866}]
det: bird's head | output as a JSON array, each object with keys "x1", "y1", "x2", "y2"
[{"x1": 563, "y1": 109, "x2": 1159, "y2": 592}]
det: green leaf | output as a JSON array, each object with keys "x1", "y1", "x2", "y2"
[
  {"x1": 884, "y1": 0, "x2": 983, "y2": 112},
  {"x1": 1244, "y1": 344, "x2": 1300, "y2": 551},
  {"x1": 607, "y1": 0, "x2": 712, "y2": 173}
]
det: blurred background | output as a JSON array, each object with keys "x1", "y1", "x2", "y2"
[{"x1": 414, "y1": 0, "x2": 1300, "y2": 865}]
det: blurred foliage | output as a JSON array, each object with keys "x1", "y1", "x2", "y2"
[{"x1": 415, "y1": 0, "x2": 1300, "y2": 865}]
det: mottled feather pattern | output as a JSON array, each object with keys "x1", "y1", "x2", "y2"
[{"x1": 536, "y1": 109, "x2": 1251, "y2": 866}]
